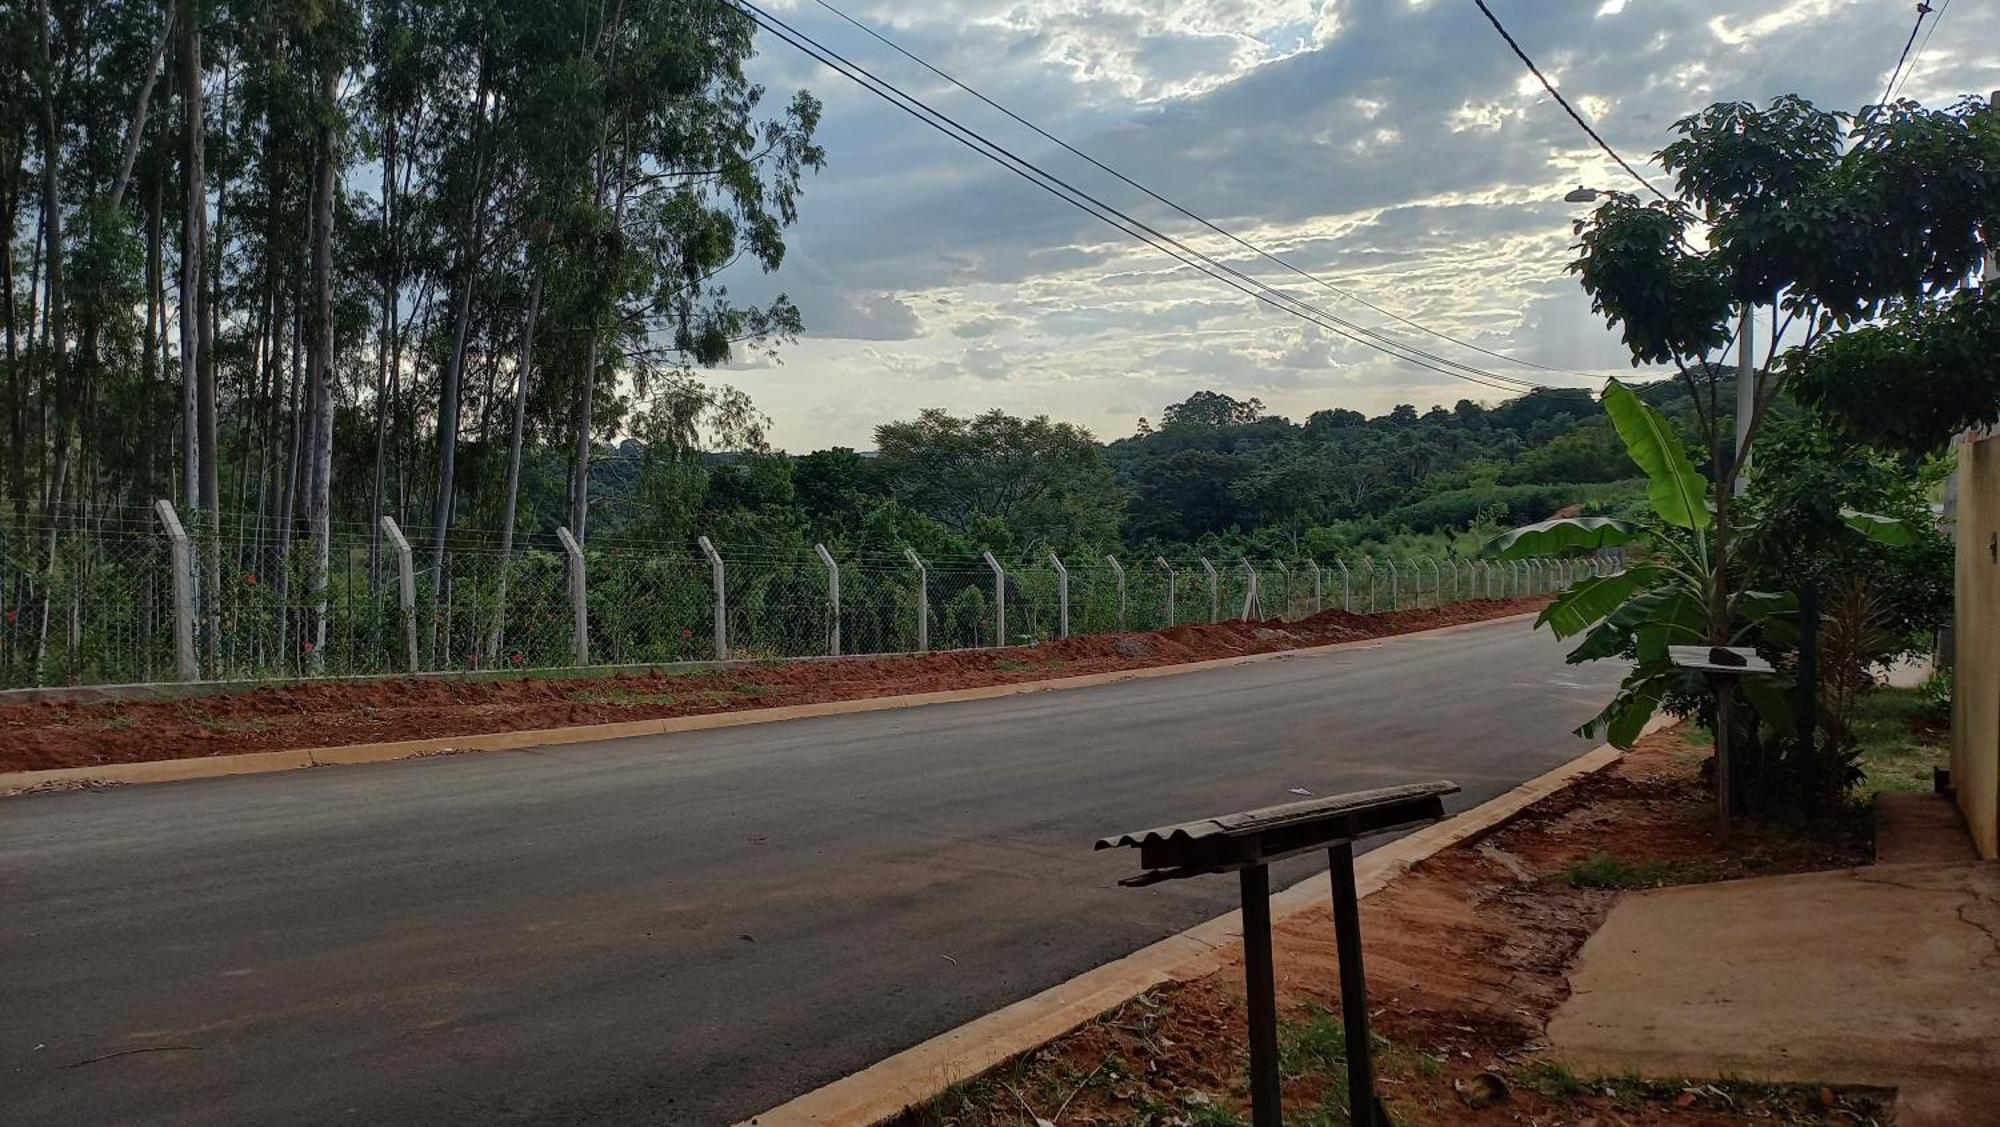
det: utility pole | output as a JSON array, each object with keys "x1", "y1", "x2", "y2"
[{"x1": 1733, "y1": 303, "x2": 1754, "y2": 496}]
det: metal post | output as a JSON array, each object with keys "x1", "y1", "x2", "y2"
[
  {"x1": 1309, "y1": 559, "x2": 1323, "y2": 614},
  {"x1": 815, "y1": 543, "x2": 841, "y2": 657},
  {"x1": 905, "y1": 548, "x2": 928, "y2": 654},
  {"x1": 1050, "y1": 552, "x2": 1070, "y2": 639},
  {"x1": 380, "y1": 516, "x2": 419, "y2": 673},
  {"x1": 1238, "y1": 557, "x2": 1258, "y2": 621},
  {"x1": 1200, "y1": 557, "x2": 1219, "y2": 624},
  {"x1": 1337, "y1": 558, "x2": 1351, "y2": 611},
  {"x1": 155, "y1": 500, "x2": 198, "y2": 682},
  {"x1": 1328, "y1": 841, "x2": 1380, "y2": 1127},
  {"x1": 1239, "y1": 864, "x2": 1282, "y2": 1127},
  {"x1": 1156, "y1": 556, "x2": 1176, "y2": 624},
  {"x1": 699, "y1": 535, "x2": 727, "y2": 661},
  {"x1": 556, "y1": 526, "x2": 588, "y2": 667},
  {"x1": 982, "y1": 550, "x2": 1005, "y2": 647},
  {"x1": 1105, "y1": 555, "x2": 1126, "y2": 630}
]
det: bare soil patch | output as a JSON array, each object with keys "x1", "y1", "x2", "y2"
[
  {"x1": 898, "y1": 729, "x2": 1884, "y2": 1126},
  {"x1": 0, "y1": 598, "x2": 1544, "y2": 774}
]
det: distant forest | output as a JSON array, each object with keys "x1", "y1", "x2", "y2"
[{"x1": 563, "y1": 376, "x2": 1727, "y2": 564}]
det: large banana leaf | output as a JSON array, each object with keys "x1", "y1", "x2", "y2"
[
  {"x1": 1602, "y1": 380, "x2": 1711, "y2": 530},
  {"x1": 1839, "y1": 507, "x2": 1916, "y2": 546},
  {"x1": 1487, "y1": 515, "x2": 1637, "y2": 559},
  {"x1": 1536, "y1": 564, "x2": 1658, "y2": 639}
]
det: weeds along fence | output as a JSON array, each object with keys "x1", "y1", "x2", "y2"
[{"x1": 0, "y1": 502, "x2": 1616, "y2": 690}]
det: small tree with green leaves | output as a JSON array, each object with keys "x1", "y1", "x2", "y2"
[{"x1": 1498, "y1": 93, "x2": 1997, "y2": 819}]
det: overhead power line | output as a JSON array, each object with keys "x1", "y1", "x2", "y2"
[
  {"x1": 731, "y1": 0, "x2": 1546, "y2": 393},
  {"x1": 807, "y1": 0, "x2": 1600, "y2": 384},
  {"x1": 1889, "y1": 0, "x2": 1949, "y2": 102},
  {"x1": 1471, "y1": 0, "x2": 1670, "y2": 205},
  {"x1": 1880, "y1": 2, "x2": 1933, "y2": 106}
]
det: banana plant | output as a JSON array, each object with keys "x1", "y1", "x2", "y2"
[{"x1": 1488, "y1": 381, "x2": 1908, "y2": 750}]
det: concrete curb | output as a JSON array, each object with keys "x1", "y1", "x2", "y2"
[
  {"x1": 741, "y1": 715, "x2": 1668, "y2": 1127},
  {"x1": 1, "y1": 612, "x2": 1536, "y2": 796}
]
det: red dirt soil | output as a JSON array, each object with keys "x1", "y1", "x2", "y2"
[
  {"x1": 900, "y1": 729, "x2": 1881, "y2": 1126},
  {"x1": 0, "y1": 597, "x2": 1548, "y2": 775}
]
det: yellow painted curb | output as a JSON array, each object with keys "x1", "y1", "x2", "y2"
[
  {"x1": 0, "y1": 611, "x2": 1537, "y2": 796},
  {"x1": 740, "y1": 715, "x2": 1668, "y2": 1127}
]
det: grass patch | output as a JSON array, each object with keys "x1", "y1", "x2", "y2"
[
  {"x1": 1562, "y1": 852, "x2": 1710, "y2": 889},
  {"x1": 1852, "y1": 686, "x2": 1948, "y2": 796},
  {"x1": 992, "y1": 657, "x2": 1061, "y2": 674},
  {"x1": 1280, "y1": 1002, "x2": 1348, "y2": 1077},
  {"x1": 1512, "y1": 1059, "x2": 1588, "y2": 1099}
]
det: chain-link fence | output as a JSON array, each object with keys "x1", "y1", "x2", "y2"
[{"x1": 0, "y1": 502, "x2": 1612, "y2": 690}]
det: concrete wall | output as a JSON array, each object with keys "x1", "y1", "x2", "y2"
[{"x1": 1953, "y1": 433, "x2": 2000, "y2": 859}]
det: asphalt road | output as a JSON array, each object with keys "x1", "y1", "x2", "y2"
[{"x1": 0, "y1": 618, "x2": 1624, "y2": 1126}]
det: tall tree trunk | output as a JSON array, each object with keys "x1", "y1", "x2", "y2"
[
  {"x1": 489, "y1": 265, "x2": 541, "y2": 659},
  {"x1": 108, "y1": 7, "x2": 176, "y2": 212},
  {"x1": 368, "y1": 107, "x2": 398, "y2": 590},
  {"x1": 179, "y1": 2, "x2": 205, "y2": 517},
  {"x1": 143, "y1": 161, "x2": 164, "y2": 492},
  {"x1": 35, "y1": 0, "x2": 67, "y2": 525},
  {"x1": 570, "y1": 137, "x2": 630, "y2": 544},
  {"x1": 305, "y1": 61, "x2": 338, "y2": 670},
  {"x1": 428, "y1": 56, "x2": 491, "y2": 594},
  {"x1": 3, "y1": 139, "x2": 23, "y2": 526}
]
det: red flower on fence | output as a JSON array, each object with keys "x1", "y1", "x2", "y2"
[
  {"x1": 303, "y1": 641, "x2": 317, "y2": 654},
  {"x1": 512, "y1": 651, "x2": 525, "y2": 665},
  {"x1": 3, "y1": 608, "x2": 16, "y2": 623},
  {"x1": 245, "y1": 573, "x2": 258, "y2": 586},
  {"x1": 681, "y1": 627, "x2": 693, "y2": 638},
  {"x1": 468, "y1": 652, "x2": 481, "y2": 665}
]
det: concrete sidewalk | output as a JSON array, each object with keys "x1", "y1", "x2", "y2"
[{"x1": 1549, "y1": 801, "x2": 1999, "y2": 1125}]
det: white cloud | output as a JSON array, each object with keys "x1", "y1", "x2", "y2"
[{"x1": 718, "y1": 0, "x2": 2000, "y2": 450}]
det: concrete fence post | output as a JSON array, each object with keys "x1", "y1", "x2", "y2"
[
  {"x1": 905, "y1": 548, "x2": 928, "y2": 653},
  {"x1": 380, "y1": 516, "x2": 419, "y2": 673},
  {"x1": 1447, "y1": 558, "x2": 1460, "y2": 602},
  {"x1": 1385, "y1": 560, "x2": 1399, "y2": 611},
  {"x1": 155, "y1": 500, "x2": 198, "y2": 682},
  {"x1": 699, "y1": 535, "x2": 727, "y2": 661},
  {"x1": 1308, "y1": 559, "x2": 1323, "y2": 614},
  {"x1": 1272, "y1": 561, "x2": 1291, "y2": 620},
  {"x1": 982, "y1": 550, "x2": 1005, "y2": 646},
  {"x1": 556, "y1": 527, "x2": 588, "y2": 667},
  {"x1": 1428, "y1": 559, "x2": 1443, "y2": 607},
  {"x1": 1336, "y1": 558, "x2": 1351, "y2": 612},
  {"x1": 1050, "y1": 552, "x2": 1070, "y2": 639},
  {"x1": 814, "y1": 543, "x2": 841, "y2": 657},
  {"x1": 1238, "y1": 558, "x2": 1259, "y2": 621},
  {"x1": 1200, "y1": 557, "x2": 1219, "y2": 624},
  {"x1": 1105, "y1": 555, "x2": 1126, "y2": 630},
  {"x1": 1156, "y1": 556, "x2": 1176, "y2": 624}
]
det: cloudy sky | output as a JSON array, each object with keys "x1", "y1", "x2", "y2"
[{"x1": 714, "y1": 0, "x2": 2000, "y2": 452}]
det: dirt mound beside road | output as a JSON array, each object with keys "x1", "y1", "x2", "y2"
[{"x1": 0, "y1": 597, "x2": 1547, "y2": 775}]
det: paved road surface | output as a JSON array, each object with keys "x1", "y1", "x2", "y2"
[{"x1": 0, "y1": 619, "x2": 1623, "y2": 1125}]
